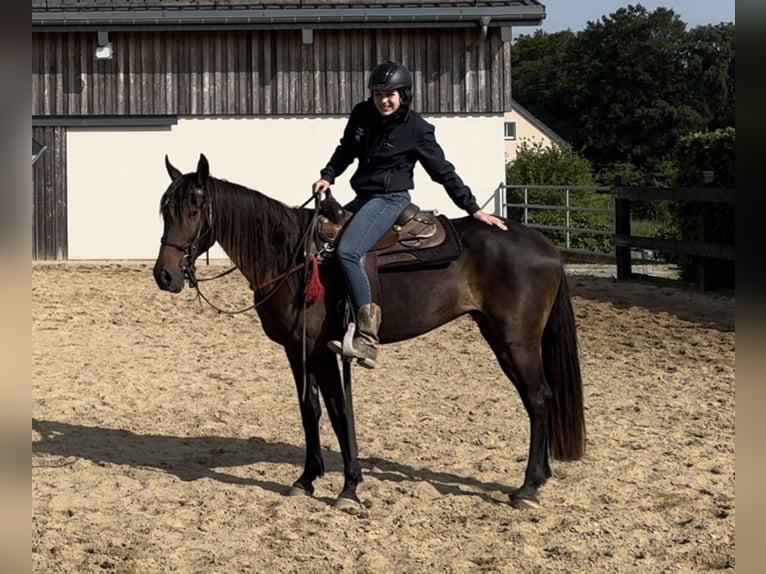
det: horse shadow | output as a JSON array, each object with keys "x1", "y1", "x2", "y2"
[{"x1": 32, "y1": 419, "x2": 514, "y2": 503}]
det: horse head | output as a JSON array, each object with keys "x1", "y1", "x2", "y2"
[{"x1": 153, "y1": 154, "x2": 216, "y2": 292}]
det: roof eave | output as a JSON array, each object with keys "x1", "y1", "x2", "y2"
[
  {"x1": 510, "y1": 99, "x2": 567, "y2": 146},
  {"x1": 32, "y1": 6, "x2": 546, "y2": 32}
]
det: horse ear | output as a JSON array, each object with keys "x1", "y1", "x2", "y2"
[
  {"x1": 165, "y1": 155, "x2": 183, "y2": 181},
  {"x1": 196, "y1": 154, "x2": 210, "y2": 187}
]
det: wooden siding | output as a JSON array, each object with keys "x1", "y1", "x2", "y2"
[
  {"x1": 33, "y1": 126, "x2": 68, "y2": 260},
  {"x1": 33, "y1": 28, "x2": 512, "y2": 117}
]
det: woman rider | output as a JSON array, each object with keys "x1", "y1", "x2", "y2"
[{"x1": 312, "y1": 60, "x2": 507, "y2": 369}]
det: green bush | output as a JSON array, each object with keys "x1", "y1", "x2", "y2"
[
  {"x1": 505, "y1": 141, "x2": 611, "y2": 253},
  {"x1": 506, "y1": 140, "x2": 595, "y2": 186},
  {"x1": 658, "y1": 128, "x2": 735, "y2": 287}
]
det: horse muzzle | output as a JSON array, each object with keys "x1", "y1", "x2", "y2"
[{"x1": 153, "y1": 251, "x2": 188, "y2": 293}]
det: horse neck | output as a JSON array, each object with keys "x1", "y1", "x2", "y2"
[{"x1": 208, "y1": 178, "x2": 305, "y2": 289}]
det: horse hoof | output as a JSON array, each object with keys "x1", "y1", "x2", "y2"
[
  {"x1": 287, "y1": 485, "x2": 312, "y2": 497},
  {"x1": 511, "y1": 496, "x2": 541, "y2": 510},
  {"x1": 334, "y1": 497, "x2": 362, "y2": 515}
]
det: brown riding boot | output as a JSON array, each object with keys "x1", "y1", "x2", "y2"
[{"x1": 327, "y1": 303, "x2": 382, "y2": 369}]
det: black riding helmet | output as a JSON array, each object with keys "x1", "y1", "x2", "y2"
[{"x1": 368, "y1": 60, "x2": 413, "y2": 91}]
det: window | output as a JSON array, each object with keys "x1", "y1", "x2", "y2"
[{"x1": 504, "y1": 122, "x2": 516, "y2": 140}]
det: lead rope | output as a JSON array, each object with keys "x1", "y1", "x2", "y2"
[
  {"x1": 183, "y1": 191, "x2": 325, "y2": 404},
  {"x1": 301, "y1": 193, "x2": 323, "y2": 403}
]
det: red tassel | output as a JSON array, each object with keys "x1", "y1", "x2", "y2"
[{"x1": 304, "y1": 256, "x2": 325, "y2": 303}]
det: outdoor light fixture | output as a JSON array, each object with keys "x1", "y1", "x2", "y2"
[
  {"x1": 33, "y1": 138, "x2": 46, "y2": 166},
  {"x1": 95, "y1": 30, "x2": 113, "y2": 60}
]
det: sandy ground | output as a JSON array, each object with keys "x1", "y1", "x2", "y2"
[{"x1": 32, "y1": 262, "x2": 735, "y2": 573}]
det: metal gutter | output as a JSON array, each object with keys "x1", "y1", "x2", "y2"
[
  {"x1": 33, "y1": 116, "x2": 179, "y2": 127},
  {"x1": 32, "y1": 5, "x2": 546, "y2": 31}
]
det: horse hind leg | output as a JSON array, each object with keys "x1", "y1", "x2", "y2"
[
  {"x1": 505, "y1": 345, "x2": 554, "y2": 509},
  {"x1": 473, "y1": 315, "x2": 552, "y2": 509}
]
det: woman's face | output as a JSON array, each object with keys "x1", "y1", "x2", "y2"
[{"x1": 373, "y1": 89, "x2": 401, "y2": 116}]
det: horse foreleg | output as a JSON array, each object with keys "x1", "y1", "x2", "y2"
[
  {"x1": 317, "y1": 355, "x2": 364, "y2": 514},
  {"x1": 285, "y1": 348, "x2": 325, "y2": 497}
]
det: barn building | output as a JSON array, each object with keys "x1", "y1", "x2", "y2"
[
  {"x1": 32, "y1": 0, "x2": 546, "y2": 260},
  {"x1": 504, "y1": 98, "x2": 566, "y2": 163}
]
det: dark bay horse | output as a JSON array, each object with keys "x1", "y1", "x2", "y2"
[{"x1": 153, "y1": 154, "x2": 585, "y2": 512}]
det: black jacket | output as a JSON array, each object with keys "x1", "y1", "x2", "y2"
[{"x1": 320, "y1": 99, "x2": 481, "y2": 214}]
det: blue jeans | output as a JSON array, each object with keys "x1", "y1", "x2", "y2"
[{"x1": 337, "y1": 191, "x2": 411, "y2": 308}]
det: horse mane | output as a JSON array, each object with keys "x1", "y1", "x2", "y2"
[{"x1": 207, "y1": 178, "x2": 305, "y2": 286}]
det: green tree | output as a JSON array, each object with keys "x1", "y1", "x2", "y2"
[
  {"x1": 566, "y1": 6, "x2": 704, "y2": 173},
  {"x1": 682, "y1": 23, "x2": 736, "y2": 130},
  {"x1": 511, "y1": 5, "x2": 735, "y2": 182},
  {"x1": 509, "y1": 30, "x2": 580, "y2": 138}
]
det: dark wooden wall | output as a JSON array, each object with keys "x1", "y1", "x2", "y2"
[
  {"x1": 32, "y1": 28, "x2": 511, "y2": 117},
  {"x1": 32, "y1": 25, "x2": 512, "y2": 259},
  {"x1": 33, "y1": 126, "x2": 68, "y2": 261}
]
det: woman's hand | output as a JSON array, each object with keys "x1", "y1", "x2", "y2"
[
  {"x1": 312, "y1": 178, "x2": 331, "y2": 196},
  {"x1": 472, "y1": 209, "x2": 508, "y2": 231}
]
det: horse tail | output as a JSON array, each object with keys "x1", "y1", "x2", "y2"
[{"x1": 542, "y1": 272, "x2": 586, "y2": 461}]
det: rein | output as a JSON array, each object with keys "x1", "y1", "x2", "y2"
[
  {"x1": 161, "y1": 188, "x2": 328, "y2": 403},
  {"x1": 188, "y1": 258, "x2": 314, "y2": 315},
  {"x1": 167, "y1": 192, "x2": 323, "y2": 315}
]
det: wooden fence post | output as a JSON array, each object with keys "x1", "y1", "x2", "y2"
[
  {"x1": 696, "y1": 170, "x2": 714, "y2": 290},
  {"x1": 613, "y1": 176, "x2": 632, "y2": 279},
  {"x1": 696, "y1": 203, "x2": 709, "y2": 290}
]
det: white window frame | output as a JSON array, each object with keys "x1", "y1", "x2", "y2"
[{"x1": 504, "y1": 121, "x2": 517, "y2": 140}]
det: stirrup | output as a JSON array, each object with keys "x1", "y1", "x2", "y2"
[
  {"x1": 341, "y1": 321, "x2": 356, "y2": 359},
  {"x1": 327, "y1": 322, "x2": 356, "y2": 362}
]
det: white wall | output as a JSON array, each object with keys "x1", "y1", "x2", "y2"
[{"x1": 67, "y1": 115, "x2": 505, "y2": 260}]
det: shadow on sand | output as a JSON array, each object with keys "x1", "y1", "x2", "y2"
[{"x1": 32, "y1": 418, "x2": 516, "y2": 503}]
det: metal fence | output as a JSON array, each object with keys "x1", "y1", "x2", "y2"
[{"x1": 488, "y1": 183, "x2": 615, "y2": 260}]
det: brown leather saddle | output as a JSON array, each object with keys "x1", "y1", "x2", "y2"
[{"x1": 312, "y1": 195, "x2": 461, "y2": 271}]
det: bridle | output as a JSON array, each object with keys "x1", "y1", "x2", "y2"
[
  {"x1": 160, "y1": 191, "x2": 216, "y2": 292},
  {"x1": 160, "y1": 190, "x2": 324, "y2": 315},
  {"x1": 160, "y1": 186, "x2": 334, "y2": 403}
]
